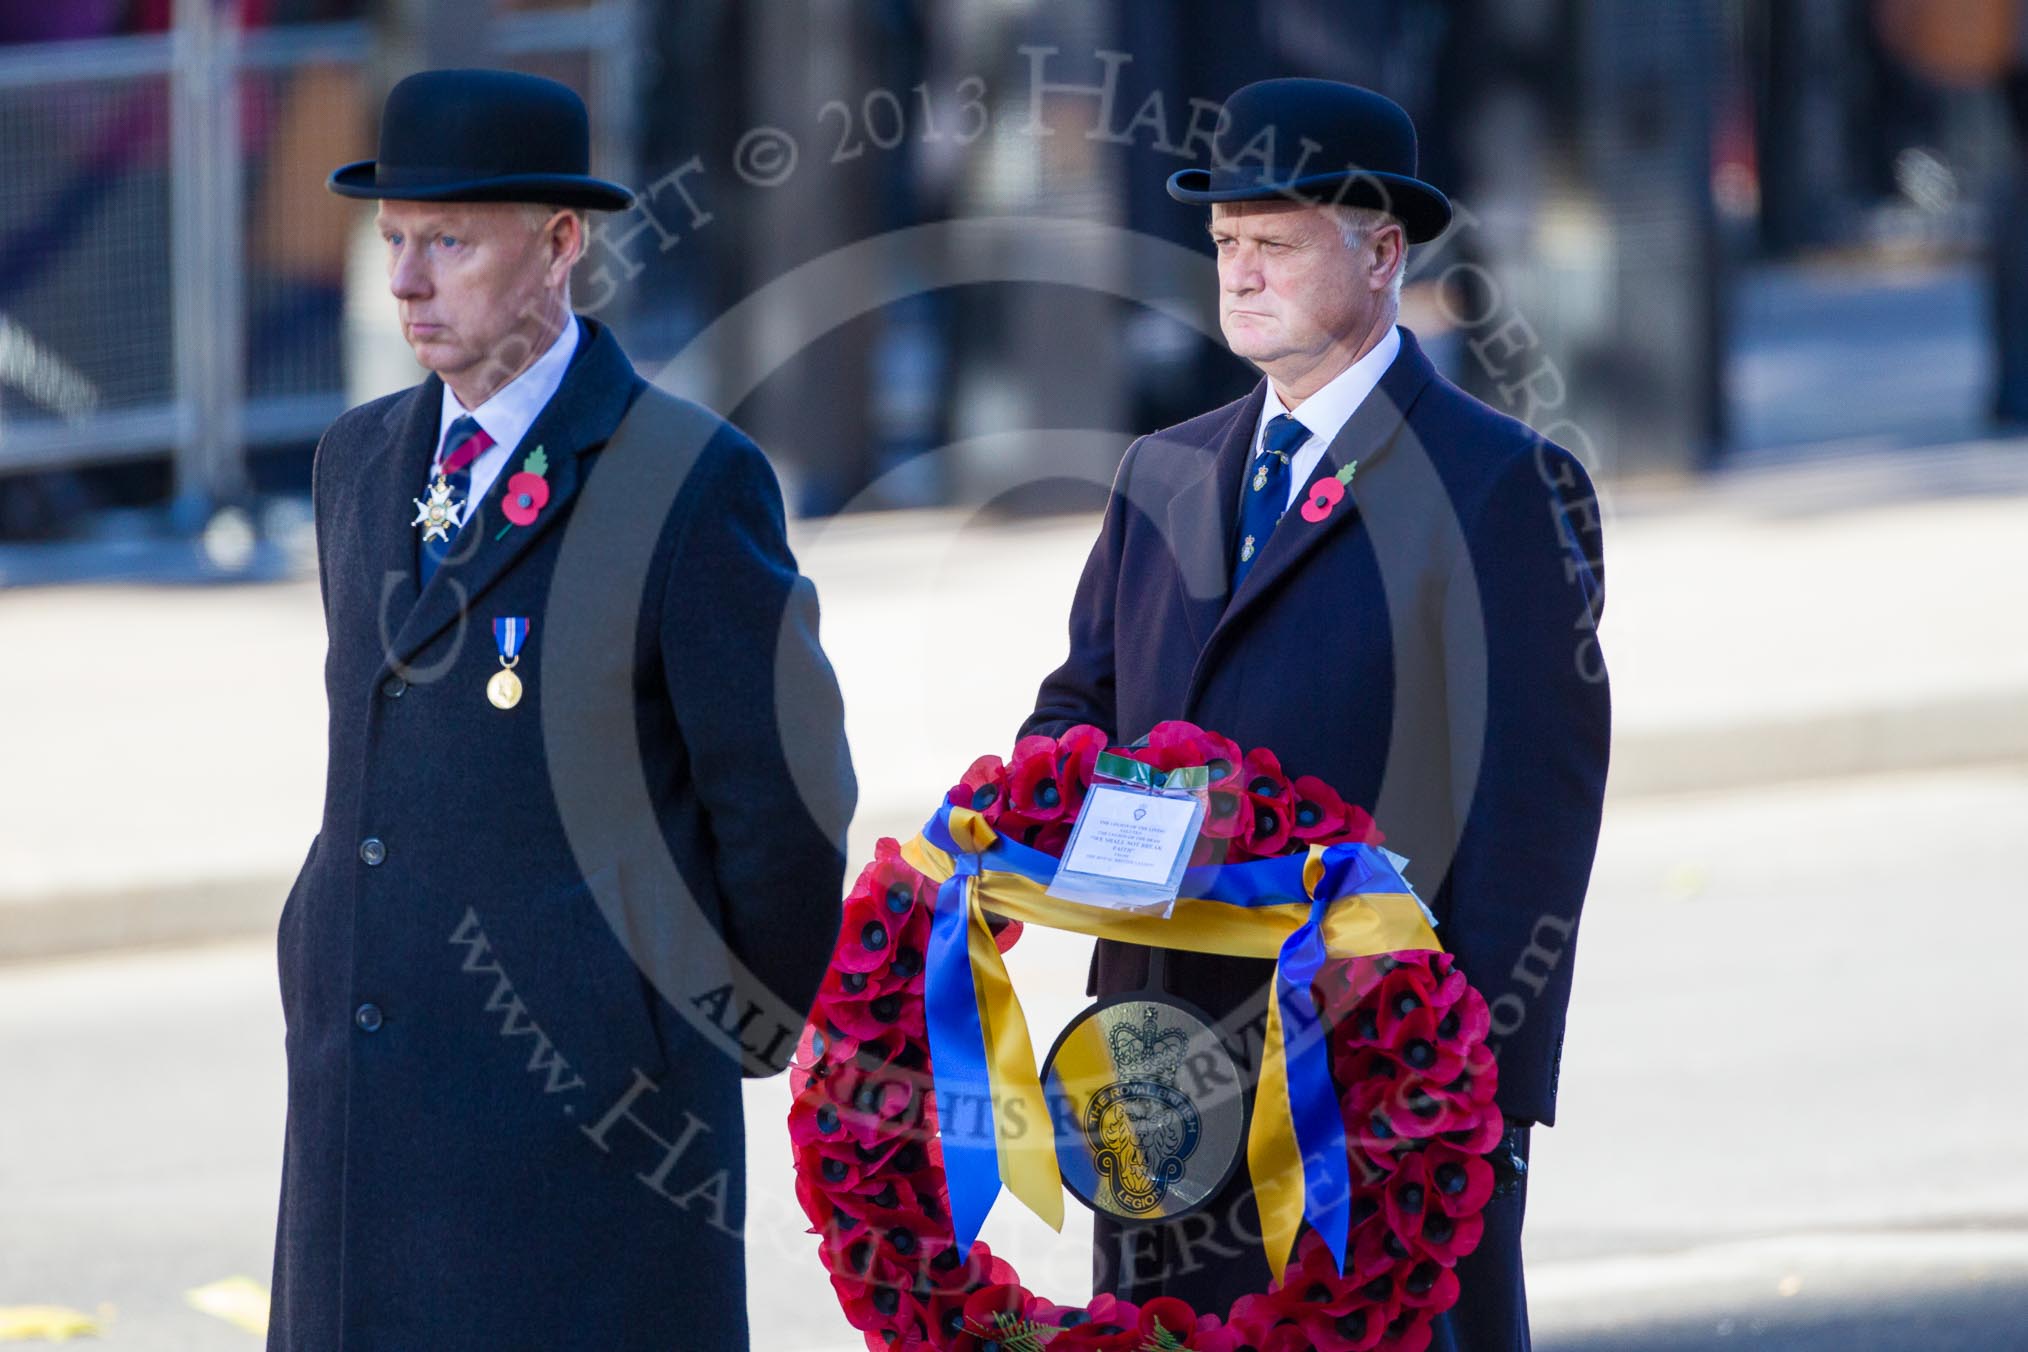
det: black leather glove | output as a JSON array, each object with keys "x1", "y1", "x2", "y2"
[{"x1": 1490, "y1": 1118, "x2": 1531, "y2": 1199}]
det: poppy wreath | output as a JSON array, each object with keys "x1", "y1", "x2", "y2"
[{"x1": 790, "y1": 722, "x2": 1503, "y2": 1352}]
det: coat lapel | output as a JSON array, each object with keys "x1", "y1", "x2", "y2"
[
  {"x1": 352, "y1": 376, "x2": 444, "y2": 639},
  {"x1": 385, "y1": 318, "x2": 641, "y2": 675},
  {"x1": 1209, "y1": 328, "x2": 1438, "y2": 644},
  {"x1": 1164, "y1": 381, "x2": 1267, "y2": 653}
]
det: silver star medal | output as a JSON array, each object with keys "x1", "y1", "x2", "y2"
[{"x1": 411, "y1": 473, "x2": 466, "y2": 544}]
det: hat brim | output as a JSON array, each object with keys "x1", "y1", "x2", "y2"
[
  {"x1": 1167, "y1": 167, "x2": 1451, "y2": 244},
  {"x1": 327, "y1": 160, "x2": 635, "y2": 212}
]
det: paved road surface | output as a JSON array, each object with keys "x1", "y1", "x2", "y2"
[{"x1": 5, "y1": 763, "x2": 2026, "y2": 1348}]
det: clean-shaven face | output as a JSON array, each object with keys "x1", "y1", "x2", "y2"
[
  {"x1": 376, "y1": 199, "x2": 568, "y2": 393},
  {"x1": 1210, "y1": 200, "x2": 1375, "y2": 375}
]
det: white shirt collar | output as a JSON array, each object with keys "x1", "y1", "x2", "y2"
[
  {"x1": 1256, "y1": 323, "x2": 1402, "y2": 456},
  {"x1": 435, "y1": 314, "x2": 581, "y2": 465}
]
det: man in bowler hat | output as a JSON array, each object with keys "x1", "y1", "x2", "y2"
[
  {"x1": 269, "y1": 69, "x2": 855, "y2": 1350},
  {"x1": 1024, "y1": 79, "x2": 1610, "y2": 1349}
]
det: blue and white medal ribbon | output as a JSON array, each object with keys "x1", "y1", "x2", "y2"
[{"x1": 487, "y1": 616, "x2": 531, "y2": 709}]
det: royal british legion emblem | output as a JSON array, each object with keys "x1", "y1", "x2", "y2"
[{"x1": 1041, "y1": 997, "x2": 1247, "y2": 1222}]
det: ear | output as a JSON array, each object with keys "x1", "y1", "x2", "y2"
[
  {"x1": 542, "y1": 210, "x2": 586, "y2": 289},
  {"x1": 1367, "y1": 220, "x2": 1406, "y2": 295}
]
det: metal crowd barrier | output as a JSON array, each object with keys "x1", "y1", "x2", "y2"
[{"x1": 0, "y1": 0, "x2": 638, "y2": 515}]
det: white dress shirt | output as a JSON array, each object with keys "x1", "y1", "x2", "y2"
[
  {"x1": 432, "y1": 314, "x2": 581, "y2": 512},
  {"x1": 1249, "y1": 323, "x2": 1402, "y2": 512}
]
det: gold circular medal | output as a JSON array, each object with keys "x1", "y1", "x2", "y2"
[{"x1": 486, "y1": 666, "x2": 523, "y2": 709}]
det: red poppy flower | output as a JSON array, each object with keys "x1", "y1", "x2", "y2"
[
  {"x1": 952, "y1": 1283, "x2": 1034, "y2": 1351},
  {"x1": 1127, "y1": 1299, "x2": 1251, "y2": 1350},
  {"x1": 1137, "y1": 1297, "x2": 1201, "y2": 1342},
  {"x1": 817, "y1": 945, "x2": 904, "y2": 1008},
  {"x1": 1200, "y1": 784, "x2": 1250, "y2": 842},
  {"x1": 1422, "y1": 954, "x2": 1470, "y2": 1007},
  {"x1": 799, "y1": 1136, "x2": 888, "y2": 1201},
  {"x1": 1373, "y1": 965, "x2": 1440, "y2": 1043},
  {"x1": 1410, "y1": 1190, "x2": 1486, "y2": 1266},
  {"x1": 1335, "y1": 954, "x2": 1398, "y2": 1008},
  {"x1": 1376, "y1": 1308, "x2": 1437, "y2": 1352},
  {"x1": 1340, "y1": 803, "x2": 1385, "y2": 845},
  {"x1": 1008, "y1": 743, "x2": 1076, "y2": 822},
  {"x1": 805, "y1": 1013, "x2": 880, "y2": 1069},
  {"x1": 1047, "y1": 1294, "x2": 1147, "y2": 1349},
  {"x1": 1144, "y1": 721, "x2": 1244, "y2": 788},
  {"x1": 1433, "y1": 1099, "x2": 1507, "y2": 1156},
  {"x1": 831, "y1": 841, "x2": 931, "y2": 969},
  {"x1": 835, "y1": 1267, "x2": 939, "y2": 1347},
  {"x1": 1383, "y1": 1005, "x2": 1467, "y2": 1087},
  {"x1": 1301, "y1": 475, "x2": 1346, "y2": 524},
  {"x1": 1230, "y1": 1231, "x2": 1393, "y2": 1352},
  {"x1": 1240, "y1": 747, "x2": 1295, "y2": 856},
  {"x1": 827, "y1": 985, "x2": 928, "y2": 1044},
  {"x1": 1174, "y1": 1321, "x2": 1252, "y2": 1352},
  {"x1": 1381, "y1": 1152, "x2": 1444, "y2": 1241},
  {"x1": 948, "y1": 754, "x2": 1008, "y2": 818},
  {"x1": 1004, "y1": 816, "x2": 1074, "y2": 856},
  {"x1": 788, "y1": 1086, "x2": 852, "y2": 1154},
  {"x1": 788, "y1": 1024, "x2": 827, "y2": 1097},
  {"x1": 822, "y1": 1215, "x2": 919, "y2": 1288},
  {"x1": 833, "y1": 905, "x2": 900, "y2": 975},
  {"x1": 1422, "y1": 1146, "x2": 1496, "y2": 1217},
  {"x1": 1054, "y1": 723, "x2": 1111, "y2": 807},
  {"x1": 806, "y1": 1063, "x2": 921, "y2": 1154},
  {"x1": 501, "y1": 470, "x2": 550, "y2": 526},
  {"x1": 1435, "y1": 1042, "x2": 1499, "y2": 1115},
  {"x1": 1337, "y1": 1047, "x2": 1407, "y2": 1126},
  {"x1": 1140, "y1": 719, "x2": 1210, "y2": 765},
  {"x1": 1007, "y1": 732, "x2": 1060, "y2": 773},
  {"x1": 1013, "y1": 1289, "x2": 1082, "y2": 1329},
  {"x1": 1288, "y1": 773, "x2": 1351, "y2": 841}
]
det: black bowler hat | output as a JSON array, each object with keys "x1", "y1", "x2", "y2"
[
  {"x1": 1167, "y1": 78, "x2": 1450, "y2": 243},
  {"x1": 329, "y1": 68, "x2": 634, "y2": 212}
]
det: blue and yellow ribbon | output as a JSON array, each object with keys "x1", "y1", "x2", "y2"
[{"x1": 904, "y1": 803, "x2": 1441, "y2": 1281}]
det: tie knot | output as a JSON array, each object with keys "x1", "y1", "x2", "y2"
[
  {"x1": 1261, "y1": 413, "x2": 1310, "y2": 459},
  {"x1": 439, "y1": 414, "x2": 494, "y2": 476}
]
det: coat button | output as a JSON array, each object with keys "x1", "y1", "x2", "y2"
[
  {"x1": 354, "y1": 1002, "x2": 383, "y2": 1032},
  {"x1": 358, "y1": 837, "x2": 386, "y2": 866},
  {"x1": 381, "y1": 675, "x2": 407, "y2": 698}
]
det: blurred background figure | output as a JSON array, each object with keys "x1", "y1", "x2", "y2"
[
  {"x1": 1872, "y1": 0, "x2": 2028, "y2": 423},
  {"x1": 6, "y1": 0, "x2": 2028, "y2": 549}
]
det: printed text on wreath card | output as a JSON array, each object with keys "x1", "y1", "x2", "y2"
[{"x1": 1060, "y1": 787, "x2": 1199, "y2": 886}]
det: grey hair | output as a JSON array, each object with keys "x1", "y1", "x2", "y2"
[
  {"x1": 1328, "y1": 204, "x2": 1406, "y2": 304},
  {"x1": 521, "y1": 202, "x2": 585, "y2": 232}
]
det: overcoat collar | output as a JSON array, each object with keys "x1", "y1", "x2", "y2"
[
  {"x1": 1166, "y1": 326, "x2": 1440, "y2": 660},
  {"x1": 357, "y1": 315, "x2": 641, "y2": 678}
]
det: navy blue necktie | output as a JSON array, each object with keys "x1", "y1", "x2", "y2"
[
  {"x1": 1233, "y1": 412, "x2": 1309, "y2": 589},
  {"x1": 419, "y1": 414, "x2": 493, "y2": 586}
]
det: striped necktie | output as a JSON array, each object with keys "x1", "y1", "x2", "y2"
[
  {"x1": 1232, "y1": 412, "x2": 1309, "y2": 589},
  {"x1": 419, "y1": 414, "x2": 494, "y2": 586}
]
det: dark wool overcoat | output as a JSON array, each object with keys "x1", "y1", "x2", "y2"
[
  {"x1": 1022, "y1": 327, "x2": 1610, "y2": 1351},
  {"x1": 269, "y1": 316, "x2": 855, "y2": 1351}
]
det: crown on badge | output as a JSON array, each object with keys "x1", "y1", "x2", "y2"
[{"x1": 1109, "y1": 1007, "x2": 1190, "y2": 1089}]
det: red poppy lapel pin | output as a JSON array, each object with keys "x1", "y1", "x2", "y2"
[
  {"x1": 1299, "y1": 458, "x2": 1359, "y2": 524},
  {"x1": 493, "y1": 445, "x2": 552, "y2": 539}
]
